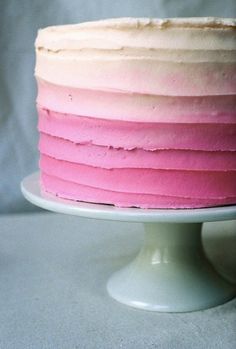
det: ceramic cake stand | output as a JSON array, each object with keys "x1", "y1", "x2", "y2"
[{"x1": 21, "y1": 172, "x2": 236, "y2": 312}]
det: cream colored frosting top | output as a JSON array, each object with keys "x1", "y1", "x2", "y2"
[
  {"x1": 36, "y1": 17, "x2": 236, "y2": 51},
  {"x1": 35, "y1": 17, "x2": 236, "y2": 96}
]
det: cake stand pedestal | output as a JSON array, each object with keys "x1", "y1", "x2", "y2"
[{"x1": 21, "y1": 172, "x2": 236, "y2": 312}]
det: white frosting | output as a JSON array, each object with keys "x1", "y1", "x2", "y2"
[
  {"x1": 35, "y1": 17, "x2": 236, "y2": 51},
  {"x1": 35, "y1": 17, "x2": 236, "y2": 96}
]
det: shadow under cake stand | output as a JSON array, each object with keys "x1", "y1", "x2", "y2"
[{"x1": 21, "y1": 172, "x2": 236, "y2": 312}]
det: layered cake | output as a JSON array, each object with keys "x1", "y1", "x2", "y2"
[{"x1": 35, "y1": 17, "x2": 236, "y2": 208}]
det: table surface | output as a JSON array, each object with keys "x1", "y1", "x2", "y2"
[{"x1": 0, "y1": 212, "x2": 235, "y2": 349}]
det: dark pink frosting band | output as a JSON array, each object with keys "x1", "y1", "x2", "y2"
[
  {"x1": 40, "y1": 154, "x2": 236, "y2": 199},
  {"x1": 41, "y1": 173, "x2": 236, "y2": 209}
]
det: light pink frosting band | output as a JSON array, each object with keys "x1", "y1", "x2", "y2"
[{"x1": 37, "y1": 79, "x2": 236, "y2": 124}]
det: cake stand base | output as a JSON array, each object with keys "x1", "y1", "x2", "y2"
[
  {"x1": 21, "y1": 173, "x2": 236, "y2": 312},
  {"x1": 107, "y1": 222, "x2": 235, "y2": 312}
]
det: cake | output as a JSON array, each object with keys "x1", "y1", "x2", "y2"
[{"x1": 35, "y1": 17, "x2": 236, "y2": 209}]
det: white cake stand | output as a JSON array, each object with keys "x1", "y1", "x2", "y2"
[{"x1": 21, "y1": 172, "x2": 236, "y2": 312}]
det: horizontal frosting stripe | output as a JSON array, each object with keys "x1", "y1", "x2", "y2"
[
  {"x1": 38, "y1": 107, "x2": 236, "y2": 151},
  {"x1": 35, "y1": 56, "x2": 236, "y2": 96},
  {"x1": 37, "y1": 48, "x2": 236, "y2": 63},
  {"x1": 41, "y1": 173, "x2": 236, "y2": 209},
  {"x1": 39, "y1": 133, "x2": 236, "y2": 171},
  {"x1": 40, "y1": 154, "x2": 236, "y2": 198},
  {"x1": 37, "y1": 79, "x2": 236, "y2": 123}
]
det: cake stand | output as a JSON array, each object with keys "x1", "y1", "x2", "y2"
[{"x1": 21, "y1": 172, "x2": 236, "y2": 312}]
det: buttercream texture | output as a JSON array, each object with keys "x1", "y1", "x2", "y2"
[{"x1": 35, "y1": 17, "x2": 236, "y2": 208}]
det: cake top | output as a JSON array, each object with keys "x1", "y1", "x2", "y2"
[
  {"x1": 36, "y1": 17, "x2": 236, "y2": 51},
  {"x1": 35, "y1": 17, "x2": 236, "y2": 95},
  {"x1": 38, "y1": 17, "x2": 236, "y2": 31}
]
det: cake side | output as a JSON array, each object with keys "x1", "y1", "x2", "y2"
[{"x1": 35, "y1": 18, "x2": 236, "y2": 208}]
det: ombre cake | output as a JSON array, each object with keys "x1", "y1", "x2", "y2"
[{"x1": 35, "y1": 17, "x2": 236, "y2": 208}]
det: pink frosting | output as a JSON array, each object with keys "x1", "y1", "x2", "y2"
[
  {"x1": 35, "y1": 19, "x2": 236, "y2": 209},
  {"x1": 37, "y1": 79, "x2": 236, "y2": 124},
  {"x1": 40, "y1": 154, "x2": 236, "y2": 199},
  {"x1": 41, "y1": 173, "x2": 236, "y2": 209},
  {"x1": 38, "y1": 107, "x2": 236, "y2": 151},
  {"x1": 39, "y1": 133, "x2": 236, "y2": 171}
]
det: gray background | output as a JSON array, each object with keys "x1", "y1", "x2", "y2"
[{"x1": 1, "y1": 0, "x2": 236, "y2": 213}]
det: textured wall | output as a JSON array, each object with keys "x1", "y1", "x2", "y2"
[{"x1": 1, "y1": 0, "x2": 236, "y2": 213}]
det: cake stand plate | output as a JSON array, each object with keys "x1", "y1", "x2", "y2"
[{"x1": 21, "y1": 172, "x2": 236, "y2": 312}]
